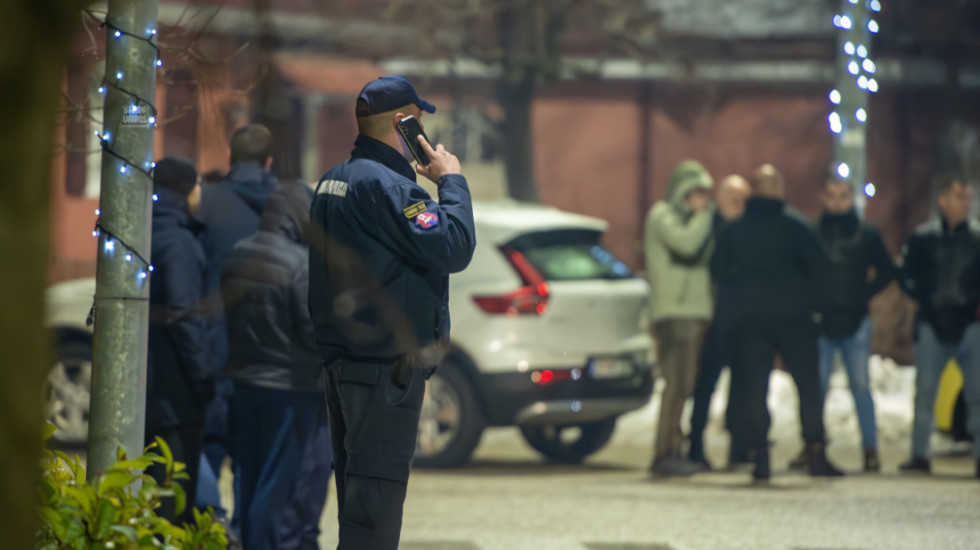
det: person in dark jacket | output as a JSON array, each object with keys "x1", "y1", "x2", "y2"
[
  {"x1": 195, "y1": 124, "x2": 278, "y2": 502},
  {"x1": 711, "y1": 164, "x2": 843, "y2": 481},
  {"x1": 221, "y1": 181, "x2": 330, "y2": 550},
  {"x1": 688, "y1": 174, "x2": 751, "y2": 468},
  {"x1": 809, "y1": 175, "x2": 897, "y2": 472},
  {"x1": 309, "y1": 75, "x2": 476, "y2": 549},
  {"x1": 898, "y1": 173, "x2": 980, "y2": 477},
  {"x1": 146, "y1": 157, "x2": 213, "y2": 524}
]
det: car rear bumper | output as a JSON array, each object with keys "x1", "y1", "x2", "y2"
[
  {"x1": 514, "y1": 397, "x2": 650, "y2": 425},
  {"x1": 477, "y1": 364, "x2": 655, "y2": 427}
]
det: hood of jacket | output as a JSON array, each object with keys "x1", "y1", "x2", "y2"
[
  {"x1": 257, "y1": 182, "x2": 313, "y2": 244},
  {"x1": 665, "y1": 160, "x2": 713, "y2": 214},
  {"x1": 224, "y1": 161, "x2": 277, "y2": 216}
]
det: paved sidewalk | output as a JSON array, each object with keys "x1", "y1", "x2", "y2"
[{"x1": 315, "y1": 441, "x2": 979, "y2": 550}]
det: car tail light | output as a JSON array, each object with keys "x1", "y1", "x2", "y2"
[
  {"x1": 530, "y1": 368, "x2": 581, "y2": 386},
  {"x1": 473, "y1": 246, "x2": 549, "y2": 316}
]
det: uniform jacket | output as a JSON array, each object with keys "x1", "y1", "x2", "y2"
[
  {"x1": 814, "y1": 209, "x2": 897, "y2": 339},
  {"x1": 711, "y1": 197, "x2": 829, "y2": 326},
  {"x1": 309, "y1": 135, "x2": 476, "y2": 365},
  {"x1": 221, "y1": 185, "x2": 323, "y2": 393},
  {"x1": 644, "y1": 161, "x2": 715, "y2": 322},
  {"x1": 147, "y1": 187, "x2": 212, "y2": 428},
  {"x1": 900, "y1": 218, "x2": 980, "y2": 345}
]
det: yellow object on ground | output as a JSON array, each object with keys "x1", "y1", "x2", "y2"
[{"x1": 935, "y1": 359, "x2": 964, "y2": 432}]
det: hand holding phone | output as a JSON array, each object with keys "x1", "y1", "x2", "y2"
[
  {"x1": 414, "y1": 135, "x2": 462, "y2": 184},
  {"x1": 396, "y1": 115, "x2": 430, "y2": 166}
]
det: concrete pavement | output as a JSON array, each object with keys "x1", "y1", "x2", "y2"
[
  {"x1": 311, "y1": 428, "x2": 979, "y2": 550},
  {"x1": 208, "y1": 360, "x2": 980, "y2": 549}
]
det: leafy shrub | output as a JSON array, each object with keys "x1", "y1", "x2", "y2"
[{"x1": 37, "y1": 425, "x2": 227, "y2": 549}]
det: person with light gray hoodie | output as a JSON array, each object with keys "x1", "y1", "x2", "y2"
[{"x1": 644, "y1": 160, "x2": 715, "y2": 477}]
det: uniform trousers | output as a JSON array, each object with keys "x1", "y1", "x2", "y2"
[{"x1": 324, "y1": 358, "x2": 426, "y2": 550}]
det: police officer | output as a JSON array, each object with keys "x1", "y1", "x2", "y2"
[{"x1": 308, "y1": 76, "x2": 476, "y2": 549}]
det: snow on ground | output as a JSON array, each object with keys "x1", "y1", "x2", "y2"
[
  {"x1": 610, "y1": 355, "x2": 922, "y2": 453},
  {"x1": 478, "y1": 354, "x2": 971, "y2": 466}
]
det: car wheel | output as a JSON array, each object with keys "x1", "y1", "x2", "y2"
[
  {"x1": 414, "y1": 361, "x2": 485, "y2": 468},
  {"x1": 519, "y1": 417, "x2": 617, "y2": 464},
  {"x1": 44, "y1": 338, "x2": 92, "y2": 447}
]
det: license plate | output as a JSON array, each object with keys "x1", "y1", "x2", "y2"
[{"x1": 590, "y1": 358, "x2": 633, "y2": 379}]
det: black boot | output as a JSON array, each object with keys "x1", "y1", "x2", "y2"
[
  {"x1": 726, "y1": 444, "x2": 752, "y2": 471},
  {"x1": 863, "y1": 448, "x2": 881, "y2": 473},
  {"x1": 898, "y1": 456, "x2": 930, "y2": 474},
  {"x1": 649, "y1": 456, "x2": 708, "y2": 478},
  {"x1": 688, "y1": 438, "x2": 710, "y2": 468},
  {"x1": 788, "y1": 448, "x2": 808, "y2": 471},
  {"x1": 750, "y1": 447, "x2": 770, "y2": 482},
  {"x1": 806, "y1": 442, "x2": 844, "y2": 477}
]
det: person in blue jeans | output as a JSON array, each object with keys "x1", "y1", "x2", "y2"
[
  {"x1": 812, "y1": 175, "x2": 896, "y2": 472},
  {"x1": 899, "y1": 173, "x2": 980, "y2": 478},
  {"x1": 221, "y1": 181, "x2": 332, "y2": 549}
]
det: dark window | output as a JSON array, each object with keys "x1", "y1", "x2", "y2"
[{"x1": 506, "y1": 229, "x2": 633, "y2": 281}]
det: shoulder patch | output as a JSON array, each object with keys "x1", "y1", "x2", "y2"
[
  {"x1": 318, "y1": 179, "x2": 349, "y2": 198},
  {"x1": 403, "y1": 201, "x2": 427, "y2": 218},
  {"x1": 415, "y1": 211, "x2": 439, "y2": 229}
]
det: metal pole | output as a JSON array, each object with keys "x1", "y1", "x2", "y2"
[
  {"x1": 831, "y1": 0, "x2": 879, "y2": 216},
  {"x1": 302, "y1": 94, "x2": 323, "y2": 184},
  {"x1": 87, "y1": 0, "x2": 159, "y2": 475}
]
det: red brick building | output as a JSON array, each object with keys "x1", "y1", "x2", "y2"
[{"x1": 52, "y1": 0, "x2": 980, "y2": 283}]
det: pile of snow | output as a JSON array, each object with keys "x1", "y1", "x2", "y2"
[{"x1": 612, "y1": 355, "x2": 918, "y2": 451}]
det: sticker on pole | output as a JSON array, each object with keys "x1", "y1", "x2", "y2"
[
  {"x1": 415, "y1": 211, "x2": 439, "y2": 229},
  {"x1": 122, "y1": 104, "x2": 152, "y2": 127}
]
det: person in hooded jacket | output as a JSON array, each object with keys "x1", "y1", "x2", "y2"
[
  {"x1": 221, "y1": 181, "x2": 330, "y2": 550},
  {"x1": 145, "y1": 157, "x2": 213, "y2": 524},
  {"x1": 195, "y1": 124, "x2": 278, "y2": 504},
  {"x1": 643, "y1": 160, "x2": 715, "y2": 477}
]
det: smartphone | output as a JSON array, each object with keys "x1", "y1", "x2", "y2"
[{"x1": 396, "y1": 115, "x2": 430, "y2": 166}]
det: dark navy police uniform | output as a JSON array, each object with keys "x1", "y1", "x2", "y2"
[{"x1": 309, "y1": 129, "x2": 475, "y2": 548}]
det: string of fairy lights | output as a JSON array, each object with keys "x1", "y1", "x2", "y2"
[
  {"x1": 92, "y1": 18, "x2": 163, "y2": 290},
  {"x1": 828, "y1": 0, "x2": 881, "y2": 200}
]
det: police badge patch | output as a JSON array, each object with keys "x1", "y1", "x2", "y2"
[{"x1": 415, "y1": 211, "x2": 438, "y2": 229}]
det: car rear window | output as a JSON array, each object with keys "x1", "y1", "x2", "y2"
[{"x1": 506, "y1": 229, "x2": 634, "y2": 281}]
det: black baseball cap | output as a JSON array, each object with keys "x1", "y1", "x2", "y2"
[
  {"x1": 153, "y1": 157, "x2": 198, "y2": 197},
  {"x1": 355, "y1": 75, "x2": 436, "y2": 117}
]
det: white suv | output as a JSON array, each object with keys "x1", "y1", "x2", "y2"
[
  {"x1": 415, "y1": 201, "x2": 654, "y2": 467},
  {"x1": 45, "y1": 201, "x2": 655, "y2": 465}
]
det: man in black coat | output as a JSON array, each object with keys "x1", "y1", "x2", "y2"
[
  {"x1": 711, "y1": 164, "x2": 843, "y2": 481},
  {"x1": 221, "y1": 181, "x2": 330, "y2": 550},
  {"x1": 899, "y1": 173, "x2": 980, "y2": 477},
  {"x1": 688, "y1": 174, "x2": 751, "y2": 468},
  {"x1": 195, "y1": 124, "x2": 278, "y2": 491},
  {"x1": 810, "y1": 175, "x2": 896, "y2": 472},
  {"x1": 146, "y1": 157, "x2": 213, "y2": 523}
]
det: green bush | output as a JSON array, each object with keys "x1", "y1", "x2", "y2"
[{"x1": 36, "y1": 425, "x2": 227, "y2": 550}]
